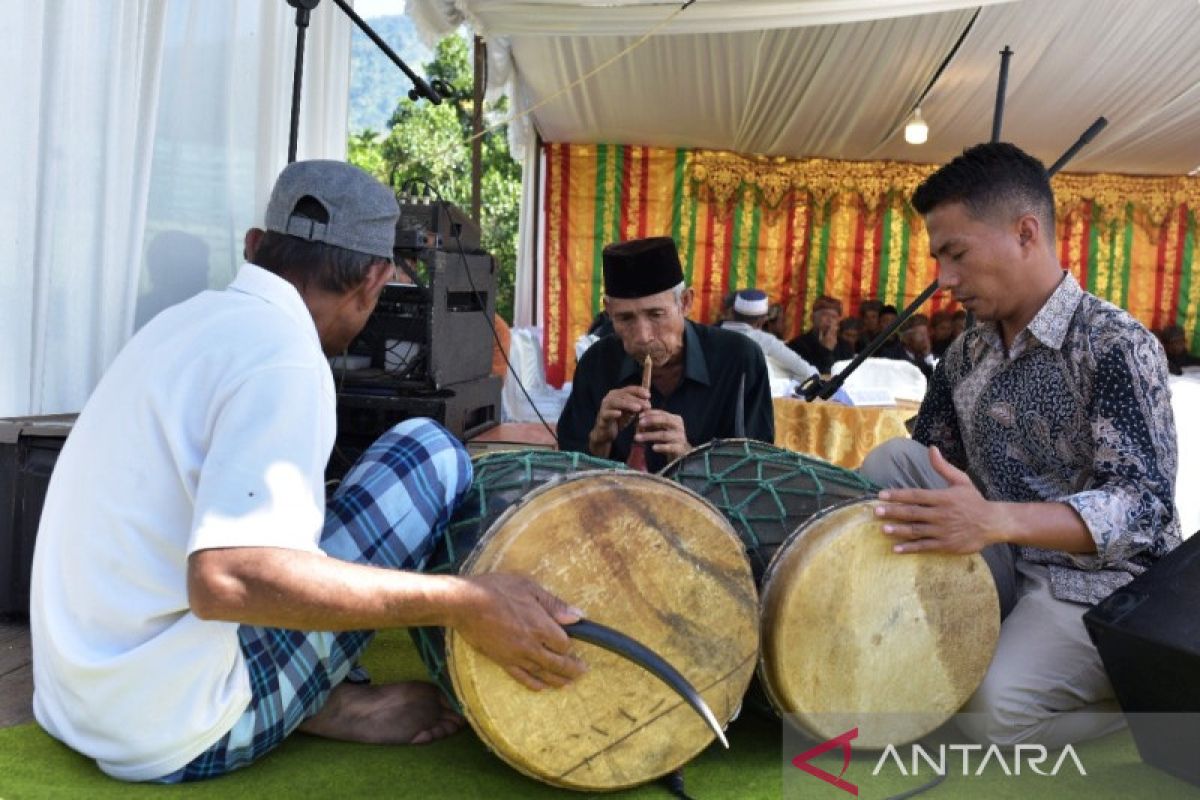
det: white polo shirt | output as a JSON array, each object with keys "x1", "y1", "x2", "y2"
[{"x1": 30, "y1": 264, "x2": 336, "y2": 781}]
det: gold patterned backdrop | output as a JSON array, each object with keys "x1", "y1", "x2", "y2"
[{"x1": 541, "y1": 143, "x2": 1200, "y2": 387}]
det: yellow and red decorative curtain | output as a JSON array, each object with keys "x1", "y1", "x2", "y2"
[{"x1": 541, "y1": 143, "x2": 1200, "y2": 387}]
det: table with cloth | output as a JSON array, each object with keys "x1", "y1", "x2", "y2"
[{"x1": 771, "y1": 397, "x2": 919, "y2": 469}]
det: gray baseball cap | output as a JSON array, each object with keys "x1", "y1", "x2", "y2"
[{"x1": 264, "y1": 159, "x2": 399, "y2": 259}]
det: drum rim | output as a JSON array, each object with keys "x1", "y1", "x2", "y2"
[
  {"x1": 446, "y1": 467, "x2": 760, "y2": 790},
  {"x1": 755, "y1": 496, "x2": 998, "y2": 741},
  {"x1": 457, "y1": 468, "x2": 748, "y2": 575}
]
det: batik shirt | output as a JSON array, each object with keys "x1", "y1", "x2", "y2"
[{"x1": 914, "y1": 272, "x2": 1180, "y2": 605}]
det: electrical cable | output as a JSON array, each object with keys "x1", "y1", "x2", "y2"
[{"x1": 407, "y1": 178, "x2": 561, "y2": 446}]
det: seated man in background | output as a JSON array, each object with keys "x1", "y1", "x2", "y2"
[
  {"x1": 719, "y1": 289, "x2": 818, "y2": 382},
  {"x1": 838, "y1": 317, "x2": 862, "y2": 353},
  {"x1": 886, "y1": 313, "x2": 936, "y2": 378},
  {"x1": 765, "y1": 302, "x2": 787, "y2": 339},
  {"x1": 1159, "y1": 324, "x2": 1200, "y2": 375},
  {"x1": 878, "y1": 304, "x2": 899, "y2": 332},
  {"x1": 862, "y1": 142, "x2": 1179, "y2": 748},
  {"x1": 857, "y1": 299, "x2": 883, "y2": 351},
  {"x1": 557, "y1": 237, "x2": 774, "y2": 472},
  {"x1": 930, "y1": 309, "x2": 956, "y2": 357},
  {"x1": 787, "y1": 295, "x2": 854, "y2": 375},
  {"x1": 31, "y1": 160, "x2": 586, "y2": 783}
]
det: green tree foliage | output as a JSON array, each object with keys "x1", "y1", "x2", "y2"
[
  {"x1": 348, "y1": 15, "x2": 431, "y2": 133},
  {"x1": 349, "y1": 35, "x2": 521, "y2": 323}
]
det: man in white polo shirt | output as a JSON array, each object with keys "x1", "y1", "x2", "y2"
[
  {"x1": 30, "y1": 160, "x2": 586, "y2": 782},
  {"x1": 719, "y1": 289, "x2": 818, "y2": 382}
]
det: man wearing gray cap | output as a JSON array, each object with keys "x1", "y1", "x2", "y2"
[{"x1": 30, "y1": 160, "x2": 585, "y2": 783}]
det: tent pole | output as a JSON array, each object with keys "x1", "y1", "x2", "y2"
[
  {"x1": 471, "y1": 36, "x2": 486, "y2": 226},
  {"x1": 991, "y1": 46, "x2": 1013, "y2": 143}
]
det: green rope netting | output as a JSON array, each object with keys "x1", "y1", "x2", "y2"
[{"x1": 662, "y1": 439, "x2": 879, "y2": 579}]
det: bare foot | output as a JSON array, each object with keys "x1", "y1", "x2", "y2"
[{"x1": 298, "y1": 681, "x2": 464, "y2": 745}]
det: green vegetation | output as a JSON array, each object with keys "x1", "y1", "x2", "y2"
[
  {"x1": 349, "y1": 34, "x2": 521, "y2": 323},
  {"x1": 348, "y1": 15, "x2": 430, "y2": 134}
]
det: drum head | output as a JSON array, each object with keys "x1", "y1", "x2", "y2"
[
  {"x1": 759, "y1": 499, "x2": 999, "y2": 747},
  {"x1": 446, "y1": 471, "x2": 758, "y2": 791}
]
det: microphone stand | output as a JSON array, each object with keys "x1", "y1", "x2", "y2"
[
  {"x1": 796, "y1": 282, "x2": 939, "y2": 401},
  {"x1": 797, "y1": 56, "x2": 1108, "y2": 401},
  {"x1": 285, "y1": 0, "x2": 442, "y2": 164}
]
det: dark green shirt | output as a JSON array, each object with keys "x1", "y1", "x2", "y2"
[{"x1": 557, "y1": 320, "x2": 775, "y2": 472}]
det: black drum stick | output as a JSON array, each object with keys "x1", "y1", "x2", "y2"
[{"x1": 564, "y1": 619, "x2": 729, "y2": 748}]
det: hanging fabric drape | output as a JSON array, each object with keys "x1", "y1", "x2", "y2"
[
  {"x1": 1, "y1": 2, "x2": 166, "y2": 418},
  {"x1": 1, "y1": 0, "x2": 353, "y2": 418},
  {"x1": 541, "y1": 142, "x2": 1200, "y2": 388}
]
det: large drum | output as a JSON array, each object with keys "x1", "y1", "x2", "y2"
[
  {"x1": 416, "y1": 449, "x2": 759, "y2": 791},
  {"x1": 662, "y1": 440, "x2": 999, "y2": 747}
]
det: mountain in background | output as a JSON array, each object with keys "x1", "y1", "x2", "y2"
[{"x1": 349, "y1": 15, "x2": 432, "y2": 133}]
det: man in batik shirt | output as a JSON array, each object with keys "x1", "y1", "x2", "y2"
[{"x1": 862, "y1": 142, "x2": 1179, "y2": 747}]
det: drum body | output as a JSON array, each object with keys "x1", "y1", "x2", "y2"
[
  {"x1": 417, "y1": 449, "x2": 759, "y2": 791},
  {"x1": 663, "y1": 441, "x2": 998, "y2": 747},
  {"x1": 660, "y1": 439, "x2": 878, "y2": 581}
]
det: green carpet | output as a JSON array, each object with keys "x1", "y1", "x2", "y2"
[{"x1": 0, "y1": 631, "x2": 1196, "y2": 799}]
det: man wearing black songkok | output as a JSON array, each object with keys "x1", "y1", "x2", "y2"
[{"x1": 557, "y1": 237, "x2": 774, "y2": 472}]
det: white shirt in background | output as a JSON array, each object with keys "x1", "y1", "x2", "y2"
[{"x1": 720, "y1": 321, "x2": 818, "y2": 381}]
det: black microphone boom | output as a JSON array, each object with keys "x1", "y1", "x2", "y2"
[
  {"x1": 1047, "y1": 117, "x2": 1108, "y2": 177},
  {"x1": 330, "y1": 0, "x2": 442, "y2": 105},
  {"x1": 285, "y1": 0, "x2": 441, "y2": 163}
]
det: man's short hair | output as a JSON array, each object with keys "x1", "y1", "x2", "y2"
[
  {"x1": 1160, "y1": 325, "x2": 1186, "y2": 343},
  {"x1": 859, "y1": 299, "x2": 883, "y2": 315},
  {"x1": 930, "y1": 310, "x2": 954, "y2": 326},
  {"x1": 252, "y1": 196, "x2": 388, "y2": 294},
  {"x1": 901, "y1": 313, "x2": 930, "y2": 334},
  {"x1": 912, "y1": 142, "x2": 1056, "y2": 239},
  {"x1": 812, "y1": 295, "x2": 843, "y2": 315},
  {"x1": 952, "y1": 309, "x2": 967, "y2": 321}
]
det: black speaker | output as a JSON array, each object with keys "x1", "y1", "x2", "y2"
[
  {"x1": 395, "y1": 197, "x2": 482, "y2": 253},
  {"x1": 346, "y1": 250, "x2": 495, "y2": 390},
  {"x1": 327, "y1": 376, "x2": 502, "y2": 484},
  {"x1": 1084, "y1": 534, "x2": 1200, "y2": 786},
  {"x1": 0, "y1": 415, "x2": 75, "y2": 618}
]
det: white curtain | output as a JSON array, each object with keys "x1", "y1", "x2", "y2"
[
  {"x1": 1, "y1": 2, "x2": 166, "y2": 419},
  {"x1": 1, "y1": 0, "x2": 353, "y2": 418},
  {"x1": 135, "y1": 0, "x2": 352, "y2": 340}
]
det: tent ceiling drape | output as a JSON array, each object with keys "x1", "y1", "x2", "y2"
[{"x1": 410, "y1": 0, "x2": 1200, "y2": 176}]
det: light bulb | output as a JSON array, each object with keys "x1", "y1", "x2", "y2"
[{"x1": 905, "y1": 107, "x2": 929, "y2": 145}]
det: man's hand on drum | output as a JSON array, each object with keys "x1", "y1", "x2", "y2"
[
  {"x1": 872, "y1": 445, "x2": 998, "y2": 555},
  {"x1": 452, "y1": 573, "x2": 589, "y2": 691},
  {"x1": 588, "y1": 386, "x2": 651, "y2": 456},
  {"x1": 634, "y1": 410, "x2": 691, "y2": 463}
]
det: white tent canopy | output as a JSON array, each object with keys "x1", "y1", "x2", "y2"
[
  {"x1": 411, "y1": 0, "x2": 1200, "y2": 174},
  {"x1": 410, "y1": 0, "x2": 1200, "y2": 326}
]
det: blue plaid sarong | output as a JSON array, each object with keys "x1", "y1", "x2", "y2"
[{"x1": 157, "y1": 418, "x2": 471, "y2": 782}]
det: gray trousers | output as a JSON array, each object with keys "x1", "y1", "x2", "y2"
[{"x1": 859, "y1": 438, "x2": 1124, "y2": 747}]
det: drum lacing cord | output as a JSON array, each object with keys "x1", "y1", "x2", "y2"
[{"x1": 661, "y1": 769, "x2": 696, "y2": 800}]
